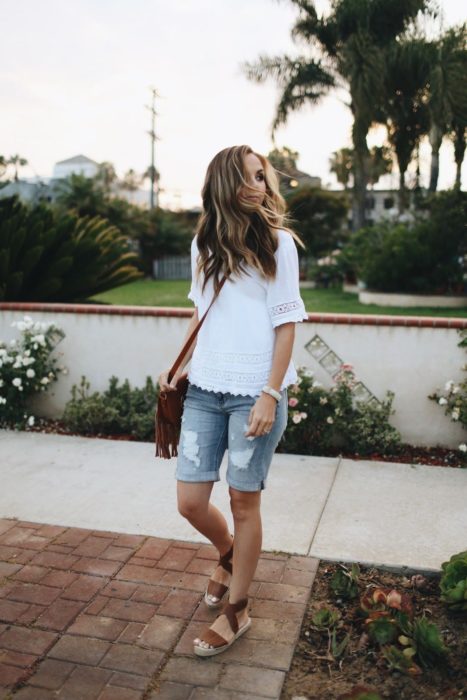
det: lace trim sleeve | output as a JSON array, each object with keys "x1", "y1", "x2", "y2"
[{"x1": 267, "y1": 232, "x2": 308, "y2": 328}]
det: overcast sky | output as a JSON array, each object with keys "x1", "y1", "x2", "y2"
[{"x1": 2, "y1": 0, "x2": 466, "y2": 208}]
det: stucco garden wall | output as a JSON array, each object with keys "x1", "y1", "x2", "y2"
[{"x1": 1, "y1": 303, "x2": 466, "y2": 449}]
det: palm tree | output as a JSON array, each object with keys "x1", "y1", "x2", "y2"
[
  {"x1": 451, "y1": 118, "x2": 466, "y2": 191},
  {"x1": 330, "y1": 145, "x2": 392, "y2": 190},
  {"x1": 243, "y1": 0, "x2": 432, "y2": 230},
  {"x1": 427, "y1": 24, "x2": 467, "y2": 192},
  {"x1": 329, "y1": 148, "x2": 354, "y2": 190},
  {"x1": 377, "y1": 38, "x2": 431, "y2": 212},
  {"x1": 7, "y1": 154, "x2": 28, "y2": 181}
]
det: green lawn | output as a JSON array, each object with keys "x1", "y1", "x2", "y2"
[{"x1": 89, "y1": 278, "x2": 467, "y2": 318}]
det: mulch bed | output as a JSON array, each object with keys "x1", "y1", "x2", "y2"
[
  {"x1": 18, "y1": 417, "x2": 466, "y2": 468},
  {"x1": 281, "y1": 561, "x2": 466, "y2": 700}
]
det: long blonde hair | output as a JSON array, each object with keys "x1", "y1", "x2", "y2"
[{"x1": 195, "y1": 144, "x2": 305, "y2": 295}]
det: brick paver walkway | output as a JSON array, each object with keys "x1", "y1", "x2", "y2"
[{"x1": 0, "y1": 518, "x2": 318, "y2": 699}]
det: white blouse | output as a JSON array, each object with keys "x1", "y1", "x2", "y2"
[{"x1": 187, "y1": 229, "x2": 309, "y2": 397}]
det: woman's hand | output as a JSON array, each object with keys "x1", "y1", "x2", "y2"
[
  {"x1": 157, "y1": 368, "x2": 185, "y2": 393},
  {"x1": 244, "y1": 393, "x2": 277, "y2": 438}
]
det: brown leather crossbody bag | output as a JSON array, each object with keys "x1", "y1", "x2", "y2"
[{"x1": 154, "y1": 275, "x2": 227, "y2": 459}]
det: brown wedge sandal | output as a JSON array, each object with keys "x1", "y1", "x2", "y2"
[
  {"x1": 204, "y1": 535, "x2": 234, "y2": 609},
  {"x1": 193, "y1": 597, "x2": 251, "y2": 657}
]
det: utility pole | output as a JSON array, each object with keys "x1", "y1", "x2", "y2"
[{"x1": 146, "y1": 87, "x2": 160, "y2": 209}]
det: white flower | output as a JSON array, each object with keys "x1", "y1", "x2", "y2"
[
  {"x1": 438, "y1": 397, "x2": 448, "y2": 405},
  {"x1": 12, "y1": 377, "x2": 22, "y2": 387},
  {"x1": 319, "y1": 397, "x2": 328, "y2": 405},
  {"x1": 313, "y1": 381, "x2": 323, "y2": 389},
  {"x1": 26, "y1": 369, "x2": 35, "y2": 378},
  {"x1": 444, "y1": 380, "x2": 454, "y2": 392},
  {"x1": 458, "y1": 443, "x2": 467, "y2": 453},
  {"x1": 327, "y1": 416, "x2": 334, "y2": 424},
  {"x1": 0, "y1": 396, "x2": 6, "y2": 404},
  {"x1": 292, "y1": 413, "x2": 302, "y2": 424},
  {"x1": 452, "y1": 409, "x2": 460, "y2": 421},
  {"x1": 61, "y1": 368, "x2": 69, "y2": 375},
  {"x1": 452, "y1": 386, "x2": 460, "y2": 395},
  {"x1": 32, "y1": 334, "x2": 46, "y2": 346},
  {"x1": 302, "y1": 368, "x2": 314, "y2": 378},
  {"x1": 335, "y1": 407, "x2": 341, "y2": 416},
  {"x1": 299, "y1": 412, "x2": 307, "y2": 419},
  {"x1": 27, "y1": 415, "x2": 35, "y2": 426},
  {"x1": 40, "y1": 377, "x2": 50, "y2": 385}
]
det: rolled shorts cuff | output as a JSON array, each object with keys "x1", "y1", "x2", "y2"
[
  {"x1": 227, "y1": 477, "x2": 266, "y2": 492},
  {"x1": 175, "y1": 470, "x2": 220, "y2": 483}
]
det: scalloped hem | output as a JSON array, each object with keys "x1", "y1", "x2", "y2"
[{"x1": 187, "y1": 380, "x2": 288, "y2": 398}]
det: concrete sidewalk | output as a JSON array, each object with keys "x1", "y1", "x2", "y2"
[{"x1": 1, "y1": 430, "x2": 466, "y2": 573}]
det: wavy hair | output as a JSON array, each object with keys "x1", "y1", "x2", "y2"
[{"x1": 194, "y1": 144, "x2": 305, "y2": 296}]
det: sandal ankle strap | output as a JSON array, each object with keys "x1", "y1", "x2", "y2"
[{"x1": 221, "y1": 597, "x2": 248, "y2": 634}]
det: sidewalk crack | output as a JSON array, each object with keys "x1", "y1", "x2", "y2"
[{"x1": 306, "y1": 455, "x2": 342, "y2": 557}]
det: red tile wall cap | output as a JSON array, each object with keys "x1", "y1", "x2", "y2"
[{"x1": 0, "y1": 302, "x2": 466, "y2": 329}]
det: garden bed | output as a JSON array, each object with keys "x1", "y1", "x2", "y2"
[
  {"x1": 281, "y1": 560, "x2": 466, "y2": 700},
  {"x1": 17, "y1": 417, "x2": 466, "y2": 468}
]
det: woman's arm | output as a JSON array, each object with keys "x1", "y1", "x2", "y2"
[
  {"x1": 178, "y1": 307, "x2": 200, "y2": 371},
  {"x1": 266, "y1": 322, "x2": 295, "y2": 392},
  {"x1": 157, "y1": 307, "x2": 199, "y2": 391},
  {"x1": 245, "y1": 322, "x2": 295, "y2": 437}
]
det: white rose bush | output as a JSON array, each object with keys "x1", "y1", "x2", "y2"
[
  {"x1": 279, "y1": 363, "x2": 401, "y2": 457},
  {"x1": 429, "y1": 328, "x2": 467, "y2": 466},
  {"x1": 0, "y1": 315, "x2": 67, "y2": 429}
]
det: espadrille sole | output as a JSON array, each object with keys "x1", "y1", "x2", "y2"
[{"x1": 193, "y1": 617, "x2": 252, "y2": 657}]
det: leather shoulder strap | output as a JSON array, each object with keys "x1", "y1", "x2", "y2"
[{"x1": 168, "y1": 275, "x2": 227, "y2": 382}]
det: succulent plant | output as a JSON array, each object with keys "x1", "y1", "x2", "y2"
[
  {"x1": 365, "y1": 613, "x2": 398, "y2": 645},
  {"x1": 311, "y1": 607, "x2": 341, "y2": 630},
  {"x1": 337, "y1": 685, "x2": 383, "y2": 700},
  {"x1": 382, "y1": 644, "x2": 422, "y2": 675},
  {"x1": 330, "y1": 563, "x2": 360, "y2": 599},
  {"x1": 439, "y1": 550, "x2": 467, "y2": 611},
  {"x1": 360, "y1": 586, "x2": 414, "y2": 617},
  {"x1": 411, "y1": 616, "x2": 449, "y2": 669}
]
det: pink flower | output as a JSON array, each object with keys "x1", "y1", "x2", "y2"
[
  {"x1": 292, "y1": 413, "x2": 302, "y2": 424},
  {"x1": 288, "y1": 397, "x2": 298, "y2": 407}
]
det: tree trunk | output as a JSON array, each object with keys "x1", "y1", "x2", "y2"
[
  {"x1": 453, "y1": 124, "x2": 466, "y2": 191},
  {"x1": 398, "y1": 170, "x2": 407, "y2": 213},
  {"x1": 429, "y1": 124, "x2": 443, "y2": 192},
  {"x1": 351, "y1": 120, "x2": 369, "y2": 232}
]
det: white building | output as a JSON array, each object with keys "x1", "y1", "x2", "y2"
[{"x1": 52, "y1": 155, "x2": 100, "y2": 180}]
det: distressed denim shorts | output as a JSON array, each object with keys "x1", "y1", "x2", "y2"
[{"x1": 175, "y1": 382, "x2": 288, "y2": 492}]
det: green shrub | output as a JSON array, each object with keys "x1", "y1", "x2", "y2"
[
  {"x1": 279, "y1": 365, "x2": 401, "y2": 457},
  {"x1": 61, "y1": 375, "x2": 159, "y2": 441},
  {"x1": 339, "y1": 190, "x2": 466, "y2": 294},
  {"x1": 439, "y1": 550, "x2": 467, "y2": 611},
  {"x1": 0, "y1": 195, "x2": 143, "y2": 302},
  {"x1": 0, "y1": 315, "x2": 67, "y2": 429}
]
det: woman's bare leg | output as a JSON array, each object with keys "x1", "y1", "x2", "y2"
[
  {"x1": 177, "y1": 481, "x2": 233, "y2": 599},
  {"x1": 194, "y1": 487, "x2": 261, "y2": 648}
]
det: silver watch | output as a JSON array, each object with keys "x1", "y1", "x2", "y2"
[{"x1": 261, "y1": 385, "x2": 282, "y2": 402}]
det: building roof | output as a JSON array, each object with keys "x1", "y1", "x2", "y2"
[{"x1": 55, "y1": 155, "x2": 100, "y2": 166}]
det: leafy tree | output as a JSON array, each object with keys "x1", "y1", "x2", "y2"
[
  {"x1": 267, "y1": 146, "x2": 299, "y2": 173},
  {"x1": 243, "y1": 0, "x2": 432, "y2": 230},
  {"x1": 286, "y1": 186, "x2": 349, "y2": 257}
]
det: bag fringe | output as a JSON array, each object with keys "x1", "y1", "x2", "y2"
[{"x1": 155, "y1": 414, "x2": 180, "y2": 459}]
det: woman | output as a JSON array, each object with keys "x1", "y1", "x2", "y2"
[{"x1": 158, "y1": 144, "x2": 308, "y2": 657}]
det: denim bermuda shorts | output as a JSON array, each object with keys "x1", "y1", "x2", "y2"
[{"x1": 175, "y1": 382, "x2": 288, "y2": 492}]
